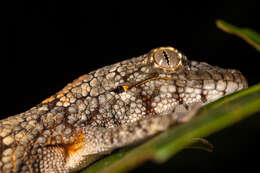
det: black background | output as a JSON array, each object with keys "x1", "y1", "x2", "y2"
[{"x1": 3, "y1": 1, "x2": 260, "y2": 172}]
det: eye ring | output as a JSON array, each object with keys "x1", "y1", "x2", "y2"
[{"x1": 150, "y1": 47, "x2": 184, "y2": 73}]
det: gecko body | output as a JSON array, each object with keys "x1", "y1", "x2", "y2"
[{"x1": 0, "y1": 47, "x2": 248, "y2": 172}]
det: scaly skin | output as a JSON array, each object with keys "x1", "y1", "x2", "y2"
[{"x1": 0, "y1": 47, "x2": 247, "y2": 173}]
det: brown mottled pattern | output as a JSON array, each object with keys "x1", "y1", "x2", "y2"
[{"x1": 0, "y1": 47, "x2": 247, "y2": 173}]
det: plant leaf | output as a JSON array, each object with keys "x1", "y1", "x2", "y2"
[
  {"x1": 187, "y1": 138, "x2": 214, "y2": 152},
  {"x1": 216, "y1": 20, "x2": 260, "y2": 51},
  {"x1": 82, "y1": 83, "x2": 260, "y2": 173}
]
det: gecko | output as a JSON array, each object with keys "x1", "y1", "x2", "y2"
[{"x1": 0, "y1": 47, "x2": 248, "y2": 173}]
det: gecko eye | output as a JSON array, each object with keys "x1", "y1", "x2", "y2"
[{"x1": 151, "y1": 47, "x2": 184, "y2": 73}]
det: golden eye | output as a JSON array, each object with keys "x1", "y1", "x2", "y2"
[{"x1": 151, "y1": 47, "x2": 184, "y2": 73}]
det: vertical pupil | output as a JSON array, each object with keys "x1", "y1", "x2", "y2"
[{"x1": 162, "y1": 50, "x2": 170, "y2": 65}]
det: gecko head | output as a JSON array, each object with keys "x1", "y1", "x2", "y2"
[
  {"x1": 125, "y1": 46, "x2": 248, "y2": 115},
  {"x1": 111, "y1": 46, "x2": 248, "y2": 117},
  {"x1": 148, "y1": 46, "x2": 248, "y2": 103}
]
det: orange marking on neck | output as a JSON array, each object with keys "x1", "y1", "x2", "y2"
[
  {"x1": 11, "y1": 154, "x2": 16, "y2": 167},
  {"x1": 64, "y1": 132, "x2": 85, "y2": 157},
  {"x1": 42, "y1": 96, "x2": 55, "y2": 104}
]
